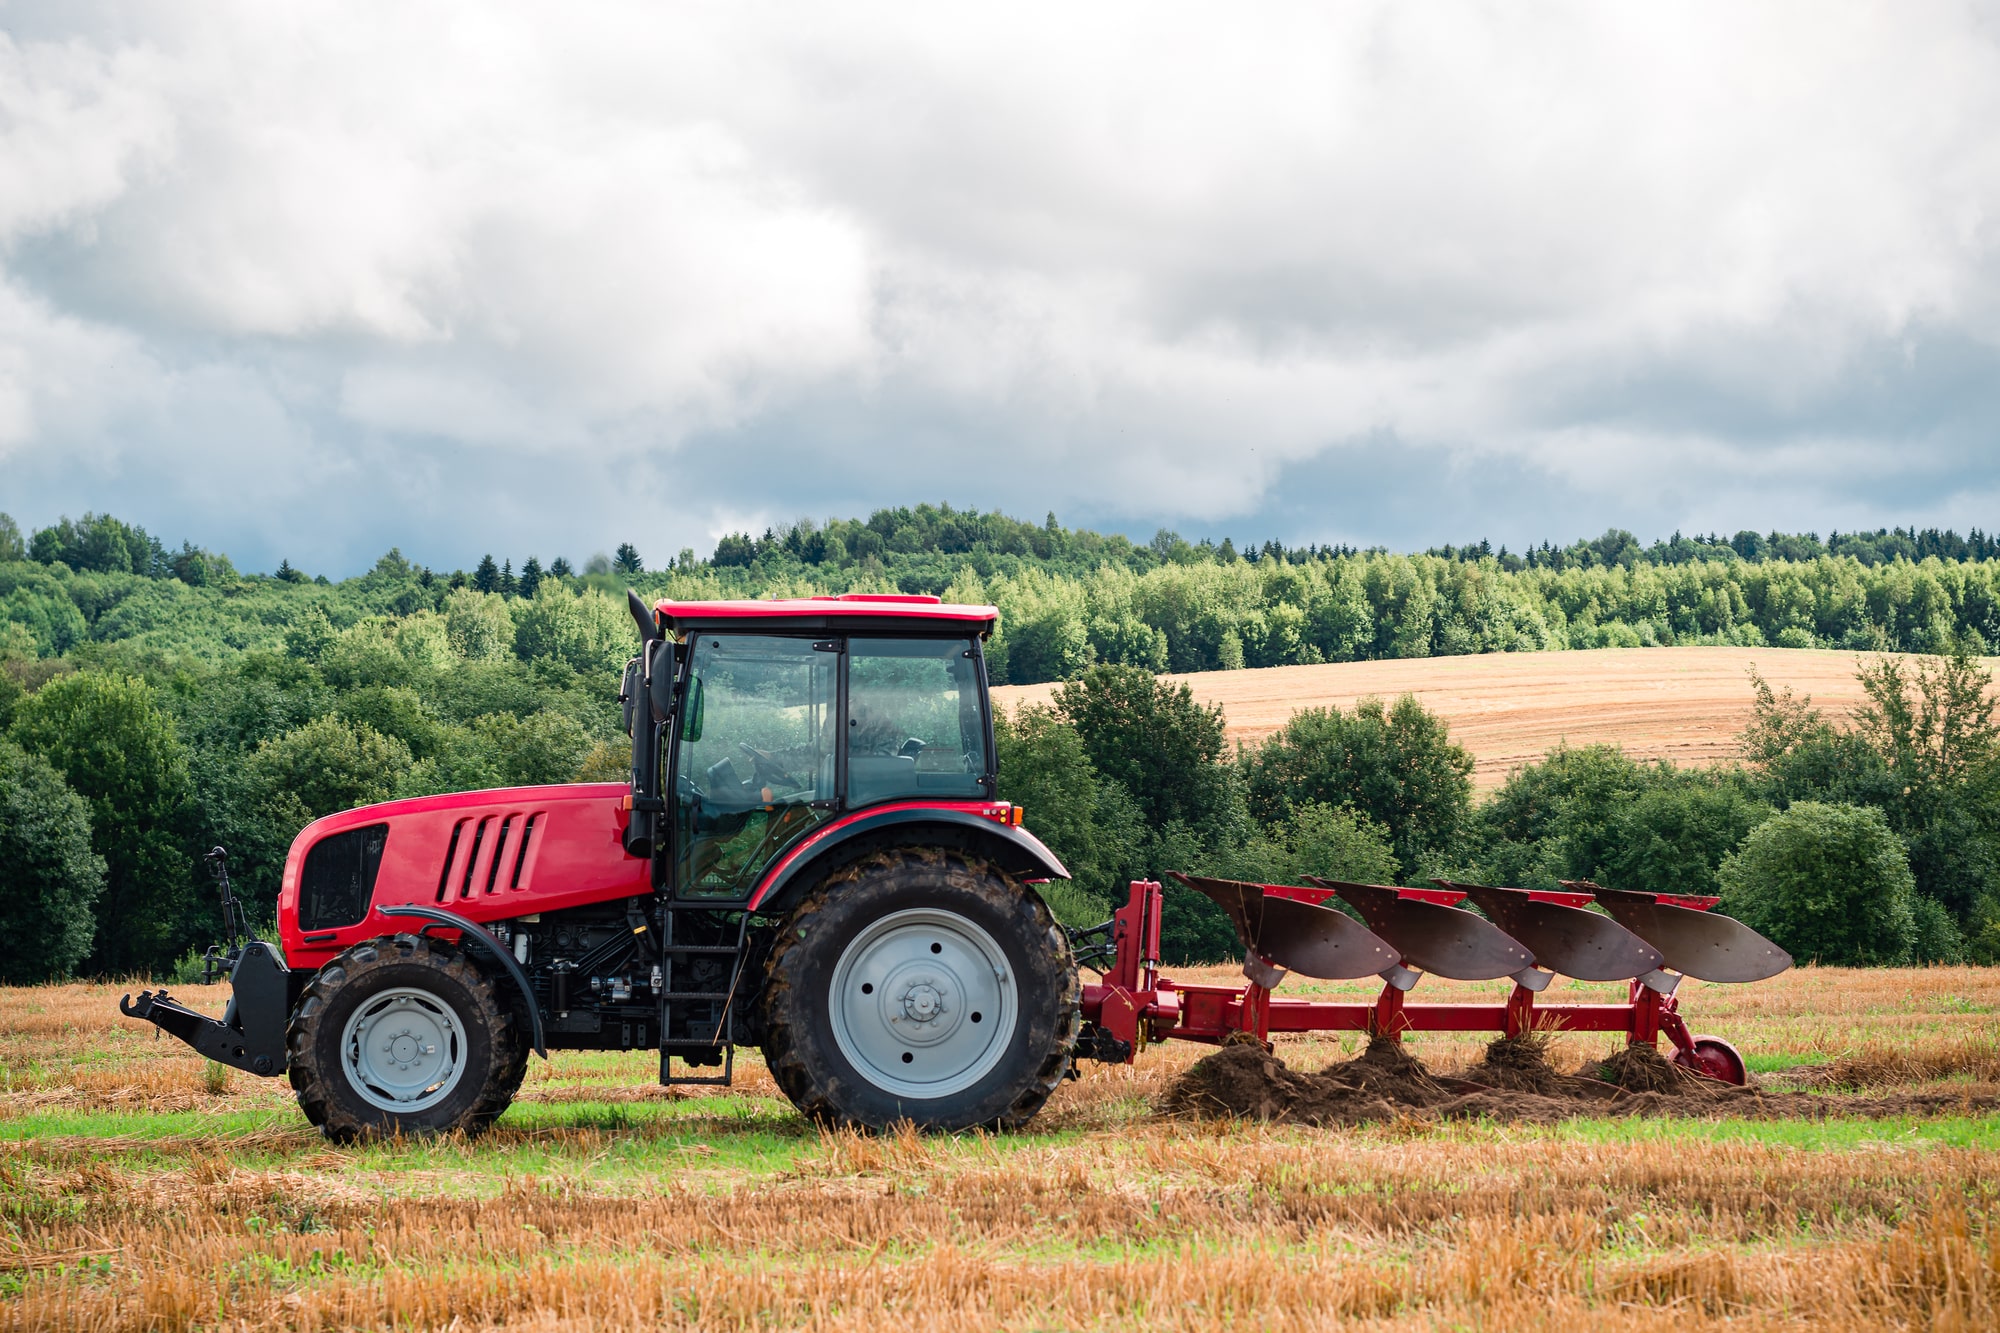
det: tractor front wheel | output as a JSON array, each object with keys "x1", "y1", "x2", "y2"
[
  {"x1": 760, "y1": 851, "x2": 1079, "y2": 1131},
  {"x1": 287, "y1": 933, "x2": 525, "y2": 1141}
]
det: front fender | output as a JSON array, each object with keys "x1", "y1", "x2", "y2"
[
  {"x1": 748, "y1": 804, "x2": 1070, "y2": 915},
  {"x1": 376, "y1": 903, "x2": 548, "y2": 1058}
]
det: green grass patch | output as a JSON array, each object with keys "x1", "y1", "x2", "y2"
[{"x1": 1508, "y1": 1112, "x2": 2000, "y2": 1151}]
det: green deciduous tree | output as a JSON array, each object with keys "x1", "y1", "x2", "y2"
[
  {"x1": 1745, "y1": 660, "x2": 2000, "y2": 928},
  {"x1": 1717, "y1": 801, "x2": 1917, "y2": 966},
  {"x1": 445, "y1": 588, "x2": 514, "y2": 660},
  {"x1": 284, "y1": 606, "x2": 337, "y2": 662},
  {"x1": 10, "y1": 671, "x2": 193, "y2": 975},
  {"x1": 248, "y1": 715, "x2": 413, "y2": 821},
  {"x1": 0, "y1": 738, "x2": 105, "y2": 982},
  {"x1": 27, "y1": 512, "x2": 160, "y2": 576},
  {"x1": 1053, "y1": 665, "x2": 1232, "y2": 837},
  {"x1": 994, "y1": 704, "x2": 1146, "y2": 924},
  {"x1": 512, "y1": 584, "x2": 631, "y2": 676},
  {"x1": 1598, "y1": 780, "x2": 1770, "y2": 899},
  {"x1": 1207, "y1": 801, "x2": 1400, "y2": 890},
  {"x1": 1245, "y1": 694, "x2": 1473, "y2": 874},
  {"x1": 1474, "y1": 743, "x2": 1661, "y2": 890}
]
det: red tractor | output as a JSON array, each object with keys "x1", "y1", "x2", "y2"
[
  {"x1": 125, "y1": 594, "x2": 1081, "y2": 1138},
  {"x1": 123, "y1": 592, "x2": 1790, "y2": 1139}
]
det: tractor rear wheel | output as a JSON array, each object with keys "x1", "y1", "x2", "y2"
[
  {"x1": 759, "y1": 850, "x2": 1079, "y2": 1131},
  {"x1": 287, "y1": 933, "x2": 525, "y2": 1142}
]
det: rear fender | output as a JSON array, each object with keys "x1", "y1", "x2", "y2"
[{"x1": 748, "y1": 806, "x2": 1069, "y2": 918}]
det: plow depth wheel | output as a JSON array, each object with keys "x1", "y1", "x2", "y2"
[{"x1": 1671, "y1": 1034, "x2": 1748, "y2": 1086}]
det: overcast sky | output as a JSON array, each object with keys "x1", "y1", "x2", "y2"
[{"x1": 2, "y1": 2, "x2": 1998, "y2": 575}]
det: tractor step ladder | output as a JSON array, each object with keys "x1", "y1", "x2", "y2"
[{"x1": 658, "y1": 900, "x2": 750, "y2": 1087}]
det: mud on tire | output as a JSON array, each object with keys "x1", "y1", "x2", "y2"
[
  {"x1": 287, "y1": 933, "x2": 525, "y2": 1142},
  {"x1": 759, "y1": 850, "x2": 1081, "y2": 1131}
]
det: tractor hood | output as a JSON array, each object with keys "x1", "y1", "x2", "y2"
[{"x1": 276, "y1": 783, "x2": 651, "y2": 967}]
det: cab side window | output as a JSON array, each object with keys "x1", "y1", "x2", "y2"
[{"x1": 845, "y1": 638, "x2": 987, "y2": 807}]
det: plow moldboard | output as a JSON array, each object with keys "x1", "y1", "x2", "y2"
[
  {"x1": 1172, "y1": 875, "x2": 1399, "y2": 980},
  {"x1": 1257, "y1": 896, "x2": 1401, "y2": 979},
  {"x1": 1309, "y1": 879, "x2": 1533, "y2": 981},
  {"x1": 1448, "y1": 882, "x2": 1664, "y2": 982},
  {"x1": 1586, "y1": 887, "x2": 1792, "y2": 983}
]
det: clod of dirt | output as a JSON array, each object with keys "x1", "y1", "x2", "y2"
[
  {"x1": 1470, "y1": 1035, "x2": 1569, "y2": 1095},
  {"x1": 1594, "y1": 1043, "x2": 1714, "y2": 1096},
  {"x1": 1340, "y1": 1036, "x2": 1446, "y2": 1097},
  {"x1": 1157, "y1": 1037, "x2": 1449, "y2": 1126}
]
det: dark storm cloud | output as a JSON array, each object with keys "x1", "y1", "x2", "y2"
[{"x1": 2, "y1": 2, "x2": 1998, "y2": 574}]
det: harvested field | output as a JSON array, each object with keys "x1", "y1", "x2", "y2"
[
  {"x1": 3, "y1": 966, "x2": 1997, "y2": 1329},
  {"x1": 992, "y1": 645, "x2": 1994, "y2": 788}
]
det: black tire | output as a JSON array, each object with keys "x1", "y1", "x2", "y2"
[
  {"x1": 287, "y1": 933, "x2": 525, "y2": 1142},
  {"x1": 759, "y1": 849, "x2": 1080, "y2": 1131}
]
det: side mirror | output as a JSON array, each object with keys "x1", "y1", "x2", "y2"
[
  {"x1": 619, "y1": 656, "x2": 641, "y2": 737},
  {"x1": 647, "y1": 640, "x2": 675, "y2": 724}
]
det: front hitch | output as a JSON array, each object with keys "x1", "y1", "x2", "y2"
[{"x1": 119, "y1": 938, "x2": 291, "y2": 1077}]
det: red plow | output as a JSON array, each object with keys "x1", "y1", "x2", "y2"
[{"x1": 1075, "y1": 875, "x2": 1793, "y2": 1083}]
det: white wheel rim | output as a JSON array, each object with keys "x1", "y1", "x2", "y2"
[
  {"x1": 828, "y1": 907, "x2": 1018, "y2": 1100},
  {"x1": 339, "y1": 986, "x2": 468, "y2": 1113}
]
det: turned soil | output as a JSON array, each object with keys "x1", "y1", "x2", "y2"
[{"x1": 1158, "y1": 1036, "x2": 2000, "y2": 1126}]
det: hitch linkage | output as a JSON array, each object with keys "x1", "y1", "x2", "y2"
[{"x1": 118, "y1": 848, "x2": 291, "y2": 1077}]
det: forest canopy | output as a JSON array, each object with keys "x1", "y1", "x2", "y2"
[{"x1": 3, "y1": 505, "x2": 1998, "y2": 977}]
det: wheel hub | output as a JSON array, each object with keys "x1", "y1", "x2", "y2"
[
  {"x1": 340, "y1": 987, "x2": 467, "y2": 1113},
  {"x1": 828, "y1": 907, "x2": 1018, "y2": 1099},
  {"x1": 901, "y1": 982, "x2": 945, "y2": 1024}
]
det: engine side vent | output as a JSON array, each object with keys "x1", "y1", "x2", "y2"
[
  {"x1": 435, "y1": 819, "x2": 469, "y2": 903},
  {"x1": 484, "y1": 816, "x2": 514, "y2": 894},
  {"x1": 459, "y1": 817, "x2": 492, "y2": 899},
  {"x1": 510, "y1": 813, "x2": 540, "y2": 889}
]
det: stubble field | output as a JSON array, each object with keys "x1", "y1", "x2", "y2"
[
  {"x1": 3, "y1": 966, "x2": 1997, "y2": 1330},
  {"x1": 993, "y1": 646, "x2": 1991, "y2": 788}
]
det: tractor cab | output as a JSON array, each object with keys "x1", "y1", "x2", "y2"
[{"x1": 648, "y1": 599, "x2": 998, "y2": 902}]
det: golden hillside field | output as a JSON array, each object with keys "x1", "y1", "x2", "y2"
[{"x1": 993, "y1": 646, "x2": 1991, "y2": 789}]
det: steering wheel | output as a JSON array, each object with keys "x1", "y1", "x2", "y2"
[{"x1": 736, "y1": 741, "x2": 792, "y2": 788}]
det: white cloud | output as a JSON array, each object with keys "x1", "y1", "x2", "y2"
[{"x1": 1, "y1": 1, "x2": 1998, "y2": 569}]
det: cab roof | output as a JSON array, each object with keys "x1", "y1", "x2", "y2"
[{"x1": 653, "y1": 594, "x2": 998, "y2": 637}]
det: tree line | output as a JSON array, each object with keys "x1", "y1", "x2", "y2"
[{"x1": 14, "y1": 507, "x2": 2000, "y2": 688}]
